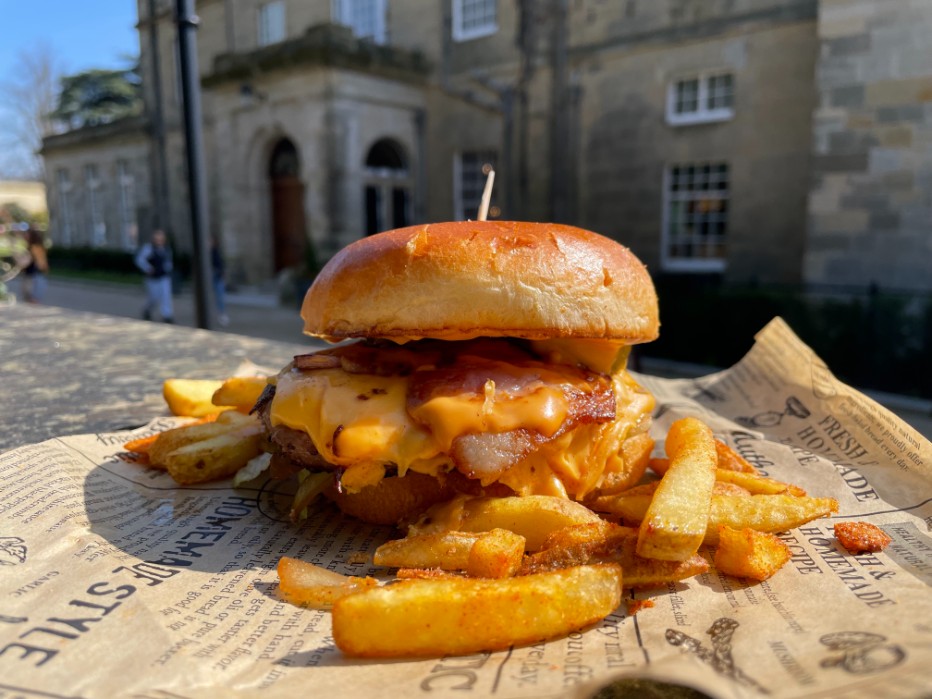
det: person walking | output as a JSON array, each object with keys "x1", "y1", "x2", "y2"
[
  {"x1": 211, "y1": 236, "x2": 229, "y2": 326},
  {"x1": 21, "y1": 229, "x2": 49, "y2": 303},
  {"x1": 135, "y1": 229, "x2": 174, "y2": 323}
]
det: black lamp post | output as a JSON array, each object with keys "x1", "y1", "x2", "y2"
[{"x1": 175, "y1": 0, "x2": 214, "y2": 329}]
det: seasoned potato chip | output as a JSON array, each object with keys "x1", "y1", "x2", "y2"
[
  {"x1": 592, "y1": 493, "x2": 838, "y2": 545},
  {"x1": 410, "y1": 495, "x2": 602, "y2": 551},
  {"x1": 332, "y1": 564, "x2": 622, "y2": 657},
  {"x1": 373, "y1": 531, "x2": 483, "y2": 571},
  {"x1": 519, "y1": 522, "x2": 708, "y2": 589},
  {"x1": 834, "y1": 521, "x2": 892, "y2": 554},
  {"x1": 466, "y1": 528, "x2": 525, "y2": 578},
  {"x1": 637, "y1": 417, "x2": 717, "y2": 561},
  {"x1": 163, "y1": 378, "x2": 235, "y2": 417},
  {"x1": 714, "y1": 526, "x2": 790, "y2": 581},
  {"x1": 278, "y1": 556, "x2": 377, "y2": 607},
  {"x1": 212, "y1": 376, "x2": 269, "y2": 411}
]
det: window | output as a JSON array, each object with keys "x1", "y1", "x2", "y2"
[
  {"x1": 662, "y1": 163, "x2": 729, "y2": 272},
  {"x1": 334, "y1": 0, "x2": 386, "y2": 44},
  {"x1": 454, "y1": 151, "x2": 498, "y2": 221},
  {"x1": 117, "y1": 160, "x2": 138, "y2": 251},
  {"x1": 364, "y1": 138, "x2": 409, "y2": 235},
  {"x1": 667, "y1": 72, "x2": 734, "y2": 125},
  {"x1": 56, "y1": 169, "x2": 73, "y2": 247},
  {"x1": 85, "y1": 164, "x2": 106, "y2": 247},
  {"x1": 452, "y1": 0, "x2": 497, "y2": 42},
  {"x1": 258, "y1": 1, "x2": 286, "y2": 47}
]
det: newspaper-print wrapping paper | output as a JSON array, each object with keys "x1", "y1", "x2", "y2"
[{"x1": 1, "y1": 318, "x2": 929, "y2": 699}]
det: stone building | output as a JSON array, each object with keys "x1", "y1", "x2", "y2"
[{"x1": 39, "y1": 0, "x2": 932, "y2": 294}]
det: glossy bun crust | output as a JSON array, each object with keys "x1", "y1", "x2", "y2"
[{"x1": 302, "y1": 221, "x2": 659, "y2": 344}]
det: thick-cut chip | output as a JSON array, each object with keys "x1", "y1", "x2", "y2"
[
  {"x1": 714, "y1": 526, "x2": 791, "y2": 581},
  {"x1": 164, "y1": 378, "x2": 235, "y2": 417},
  {"x1": 715, "y1": 469, "x2": 806, "y2": 496},
  {"x1": 590, "y1": 480, "x2": 748, "y2": 504},
  {"x1": 596, "y1": 432, "x2": 655, "y2": 495},
  {"x1": 332, "y1": 564, "x2": 622, "y2": 658},
  {"x1": 637, "y1": 417, "x2": 717, "y2": 561},
  {"x1": 652, "y1": 441, "x2": 760, "y2": 477},
  {"x1": 410, "y1": 495, "x2": 602, "y2": 551},
  {"x1": 374, "y1": 531, "x2": 483, "y2": 571},
  {"x1": 277, "y1": 557, "x2": 377, "y2": 607},
  {"x1": 834, "y1": 521, "x2": 892, "y2": 554},
  {"x1": 466, "y1": 528, "x2": 526, "y2": 578},
  {"x1": 211, "y1": 376, "x2": 269, "y2": 411},
  {"x1": 163, "y1": 422, "x2": 264, "y2": 484},
  {"x1": 520, "y1": 522, "x2": 708, "y2": 588},
  {"x1": 146, "y1": 411, "x2": 243, "y2": 466},
  {"x1": 598, "y1": 493, "x2": 838, "y2": 545},
  {"x1": 714, "y1": 440, "x2": 757, "y2": 474},
  {"x1": 123, "y1": 434, "x2": 160, "y2": 466}
]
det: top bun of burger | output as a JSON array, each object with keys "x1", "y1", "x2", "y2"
[{"x1": 302, "y1": 221, "x2": 659, "y2": 344}]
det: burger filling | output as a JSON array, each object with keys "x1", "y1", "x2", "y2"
[{"x1": 262, "y1": 338, "x2": 654, "y2": 501}]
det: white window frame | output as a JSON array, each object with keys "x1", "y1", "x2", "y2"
[
  {"x1": 56, "y1": 168, "x2": 73, "y2": 247},
  {"x1": 85, "y1": 164, "x2": 107, "y2": 248},
  {"x1": 333, "y1": 0, "x2": 387, "y2": 44},
  {"x1": 666, "y1": 72, "x2": 735, "y2": 126},
  {"x1": 117, "y1": 160, "x2": 138, "y2": 251},
  {"x1": 452, "y1": 0, "x2": 498, "y2": 42},
  {"x1": 660, "y1": 163, "x2": 729, "y2": 273},
  {"x1": 258, "y1": 1, "x2": 286, "y2": 47},
  {"x1": 453, "y1": 150, "x2": 497, "y2": 221}
]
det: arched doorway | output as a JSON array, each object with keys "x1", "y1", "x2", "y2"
[
  {"x1": 364, "y1": 138, "x2": 411, "y2": 236},
  {"x1": 269, "y1": 138, "x2": 307, "y2": 272}
]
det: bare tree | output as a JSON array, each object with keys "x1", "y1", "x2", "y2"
[{"x1": 0, "y1": 43, "x2": 62, "y2": 180}]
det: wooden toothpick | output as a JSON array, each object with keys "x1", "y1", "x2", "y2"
[{"x1": 477, "y1": 169, "x2": 495, "y2": 221}]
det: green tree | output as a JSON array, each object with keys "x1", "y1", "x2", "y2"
[{"x1": 50, "y1": 66, "x2": 142, "y2": 129}]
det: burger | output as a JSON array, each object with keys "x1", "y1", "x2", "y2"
[{"x1": 256, "y1": 221, "x2": 659, "y2": 525}]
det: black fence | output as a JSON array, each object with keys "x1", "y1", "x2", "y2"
[{"x1": 643, "y1": 274, "x2": 932, "y2": 400}]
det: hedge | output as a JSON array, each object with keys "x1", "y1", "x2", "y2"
[{"x1": 644, "y1": 275, "x2": 932, "y2": 399}]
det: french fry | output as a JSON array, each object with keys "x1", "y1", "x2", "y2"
[
  {"x1": 373, "y1": 531, "x2": 483, "y2": 570},
  {"x1": 163, "y1": 378, "x2": 235, "y2": 417},
  {"x1": 466, "y1": 528, "x2": 526, "y2": 578},
  {"x1": 714, "y1": 440, "x2": 757, "y2": 474},
  {"x1": 211, "y1": 376, "x2": 269, "y2": 411},
  {"x1": 519, "y1": 522, "x2": 709, "y2": 589},
  {"x1": 590, "y1": 480, "x2": 748, "y2": 504},
  {"x1": 715, "y1": 469, "x2": 806, "y2": 497},
  {"x1": 637, "y1": 417, "x2": 717, "y2": 561},
  {"x1": 147, "y1": 411, "x2": 252, "y2": 467},
  {"x1": 597, "y1": 432, "x2": 655, "y2": 494},
  {"x1": 596, "y1": 492, "x2": 838, "y2": 545},
  {"x1": 277, "y1": 556, "x2": 377, "y2": 607},
  {"x1": 834, "y1": 521, "x2": 892, "y2": 554},
  {"x1": 410, "y1": 495, "x2": 602, "y2": 551},
  {"x1": 714, "y1": 526, "x2": 791, "y2": 581},
  {"x1": 163, "y1": 421, "x2": 264, "y2": 484},
  {"x1": 652, "y1": 441, "x2": 760, "y2": 476},
  {"x1": 123, "y1": 432, "x2": 159, "y2": 464},
  {"x1": 332, "y1": 564, "x2": 623, "y2": 657}
]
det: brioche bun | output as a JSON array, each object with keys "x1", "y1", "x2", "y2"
[{"x1": 302, "y1": 221, "x2": 659, "y2": 344}]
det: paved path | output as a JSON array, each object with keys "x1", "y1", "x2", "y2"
[{"x1": 22, "y1": 276, "x2": 318, "y2": 347}]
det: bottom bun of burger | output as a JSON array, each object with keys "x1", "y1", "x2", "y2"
[{"x1": 325, "y1": 472, "x2": 454, "y2": 526}]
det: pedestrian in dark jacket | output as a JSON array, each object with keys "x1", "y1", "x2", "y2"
[{"x1": 134, "y1": 229, "x2": 174, "y2": 322}]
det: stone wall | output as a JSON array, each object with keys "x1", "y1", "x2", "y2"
[{"x1": 805, "y1": 0, "x2": 932, "y2": 292}]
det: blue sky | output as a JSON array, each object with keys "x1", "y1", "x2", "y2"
[{"x1": 0, "y1": 0, "x2": 139, "y2": 177}]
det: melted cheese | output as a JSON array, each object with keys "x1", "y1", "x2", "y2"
[{"x1": 269, "y1": 342, "x2": 653, "y2": 497}]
